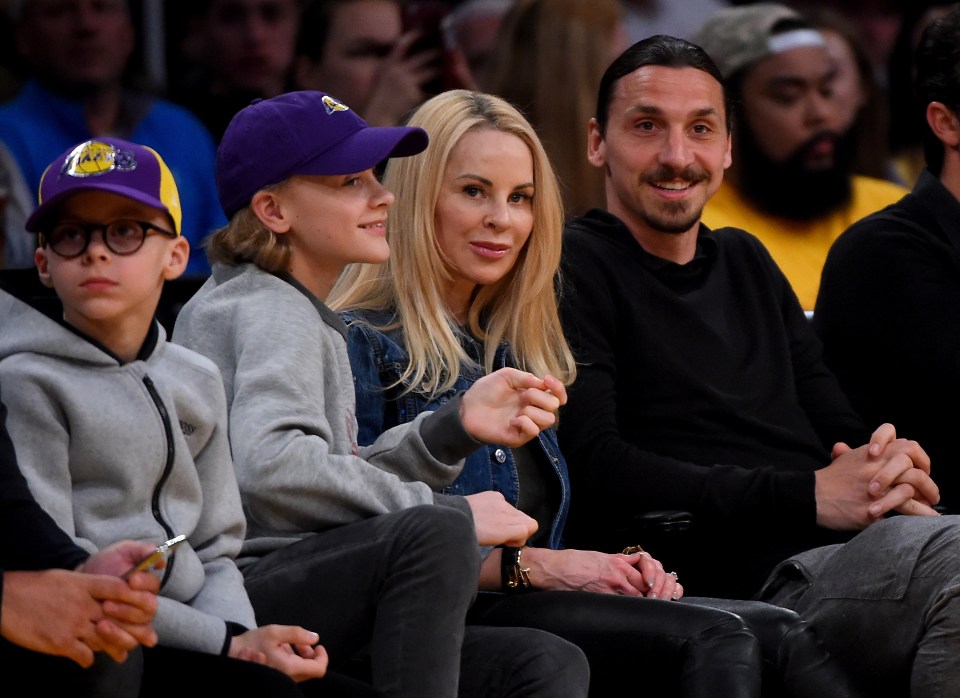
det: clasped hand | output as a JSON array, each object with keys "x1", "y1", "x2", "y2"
[
  {"x1": 816, "y1": 423, "x2": 940, "y2": 530},
  {"x1": 0, "y1": 540, "x2": 161, "y2": 667},
  {"x1": 520, "y1": 547, "x2": 683, "y2": 600}
]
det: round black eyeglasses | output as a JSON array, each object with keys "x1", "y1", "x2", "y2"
[{"x1": 43, "y1": 220, "x2": 177, "y2": 258}]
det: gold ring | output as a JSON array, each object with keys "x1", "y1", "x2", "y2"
[{"x1": 622, "y1": 545, "x2": 645, "y2": 555}]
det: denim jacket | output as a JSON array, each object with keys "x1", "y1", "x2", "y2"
[{"x1": 343, "y1": 309, "x2": 570, "y2": 550}]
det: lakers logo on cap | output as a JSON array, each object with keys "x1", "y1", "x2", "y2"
[
  {"x1": 61, "y1": 140, "x2": 138, "y2": 178},
  {"x1": 321, "y1": 94, "x2": 350, "y2": 115}
]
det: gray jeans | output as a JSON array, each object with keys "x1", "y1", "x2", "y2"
[
  {"x1": 241, "y1": 505, "x2": 590, "y2": 698},
  {"x1": 757, "y1": 515, "x2": 960, "y2": 697}
]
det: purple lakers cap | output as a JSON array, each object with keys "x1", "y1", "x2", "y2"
[
  {"x1": 216, "y1": 91, "x2": 429, "y2": 218},
  {"x1": 25, "y1": 138, "x2": 182, "y2": 234}
]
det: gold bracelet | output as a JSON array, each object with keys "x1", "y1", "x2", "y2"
[{"x1": 501, "y1": 546, "x2": 532, "y2": 592}]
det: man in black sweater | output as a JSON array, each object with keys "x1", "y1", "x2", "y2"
[
  {"x1": 558, "y1": 34, "x2": 960, "y2": 697},
  {"x1": 815, "y1": 7, "x2": 960, "y2": 515}
]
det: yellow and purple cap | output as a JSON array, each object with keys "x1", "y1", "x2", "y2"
[{"x1": 26, "y1": 138, "x2": 182, "y2": 235}]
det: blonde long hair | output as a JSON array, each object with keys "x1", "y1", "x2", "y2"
[{"x1": 330, "y1": 90, "x2": 576, "y2": 397}]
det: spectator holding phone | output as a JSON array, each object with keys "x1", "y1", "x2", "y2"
[
  {"x1": 0, "y1": 137, "x2": 381, "y2": 696},
  {"x1": 0, "y1": 384, "x2": 162, "y2": 692},
  {"x1": 293, "y1": 0, "x2": 470, "y2": 127}
]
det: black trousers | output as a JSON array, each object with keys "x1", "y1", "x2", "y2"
[
  {"x1": 0, "y1": 641, "x2": 382, "y2": 697},
  {"x1": 469, "y1": 589, "x2": 862, "y2": 698},
  {"x1": 243, "y1": 506, "x2": 590, "y2": 698},
  {"x1": 469, "y1": 589, "x2": 761, "y2": 697}
]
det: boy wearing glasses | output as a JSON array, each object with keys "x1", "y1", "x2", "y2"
[{"x1": 0, "y1": 137, "x2": 365, "y2": 695}]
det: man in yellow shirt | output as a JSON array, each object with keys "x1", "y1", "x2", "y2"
[{"x1": 694, "y1": 3, "x2": 907, "y2": 310}]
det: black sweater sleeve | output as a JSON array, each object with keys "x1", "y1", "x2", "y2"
[{"x1": 0, "y1": 388, "x2": 88, "y2": 572}]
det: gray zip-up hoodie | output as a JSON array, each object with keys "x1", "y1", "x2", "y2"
[
  {"x1": 172, "y1": 263, "x2": 476, "y2": 565},
  {"x1": 0, "y1": 287, "x2": 255, "y2": 655}
]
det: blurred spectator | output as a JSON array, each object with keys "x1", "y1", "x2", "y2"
[
  {"x1": 441, "y1": 0, "x2": 513, "y2": 88},
  {"x1": 815, "y1": 4, "x2": 960, "y2": 514},
  {"x1": 294, "y1": 0, "x2": 465, "y2": 127},
  {"x1": 482, "y1": 0, "x2": 630, "y2": 217},
  {"x1": 841, "y1": 0, "x2": 904, "y2": 87},
  {"x1": 787, "y1": 0, "x2": 906, "y2": 87},
  {"x1": 886, "y1": 1, "x2": 955, "y2": 188},
  {"x1": 0, "y1": 141, "x2": 32, "y2": 269},
  {"x1": 790, "y1": 5, "x2": 898, "y2": 182},
  {"x1": 0, "y1": 0, "x2": 223, "y2": 277},
  {"x1": 170, "y1": 0, "x2": 301, "y2": 143},
  {"x1": 0, "y1": 0, "x2": 21, "y2": 101},
  {"x1": 695, "y1": 3, "x2": 908, "y2": 311},
  {"x1": 622, "y1": 0, "x2": 729, "y2": 42}
]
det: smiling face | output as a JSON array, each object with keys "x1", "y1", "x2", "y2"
[
  {"x1": 434, "y1": 128, "x2": 535, "y2": 322},
  {"x1": 589, "y1": 65, "x2": 731, "y2": 242},
  {"x1": 269, "y1": 170, "x2": 395, "y2": 300},
  {"x1": 35, "y1": 190, "x2": 187, "y2": 357}
]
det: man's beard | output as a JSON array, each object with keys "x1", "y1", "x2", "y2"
[
  {"x1": 642, "y1": 202, "x2": 703, "y2": 234},
  {"x1": 733, "y1": 123, "x2": 856, "y2": 220},
  {"x1": 637, "y1": 165, "x2": 710, "y2": 234}
]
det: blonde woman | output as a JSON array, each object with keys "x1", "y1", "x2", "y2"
[
  {"x1": 172, "y1": 90, "x2": 591, "y2": 698},
  {"x1": 332, "y1": 89, "x2": 857, "y2": 697}
]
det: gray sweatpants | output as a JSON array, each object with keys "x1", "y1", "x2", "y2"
[{"x1": 758, "y1": 515, "x2": 960, "y2": 697}]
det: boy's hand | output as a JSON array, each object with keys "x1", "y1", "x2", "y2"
[
  {"x1": 465, "y1": 491, "x2": 537, "y2": 547},
  {"x1": 230, "y1": 625, "x2": 328, "y2": 682},
  {"x1": 460, "y1": 368, "x2": 566, "y2": 447}
]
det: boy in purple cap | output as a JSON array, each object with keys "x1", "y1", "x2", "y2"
[
  {"x1": 172, "y1": 90, "x2": 590, "y2": 697},
  {"x1": 0, "y1": 136, "x2": 385, "y2": 696}
]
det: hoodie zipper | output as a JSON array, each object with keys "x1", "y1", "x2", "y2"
[{"x1": 142, "y1": 374, "x2": 178, "y2": 582}]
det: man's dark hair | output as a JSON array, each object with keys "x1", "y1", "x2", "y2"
[
  {"x1": 594, "y1": 34, "x2": 731, "y2": 136},
  {"x1": 915, "y1": 5, "x2": 960, "y2": 176}
]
